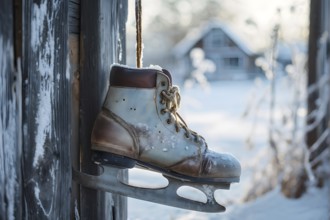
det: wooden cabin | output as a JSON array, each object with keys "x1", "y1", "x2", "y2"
[{"x1": 173, "y1": 21, "x2": 262, "y2": 80}]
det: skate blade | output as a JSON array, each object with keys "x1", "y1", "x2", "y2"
[
  {"x1": 92, "y1": 150, "x2": 240, "y2": 184},
  {"x1": 73, "y1": 165, "x2": 229, "y2": 213}
]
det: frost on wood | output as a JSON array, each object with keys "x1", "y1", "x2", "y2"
[
  {"x1": 34, "y1": 184, "x2": 51, "y2": 217},
  {"x1": 0, "y1": 37, "x2": 20, "y2": 220},
  {"x1": 74, "y1": 200, "x2": 80, "y2": 220},
  {"x1": 24, "y1": 0, "x2": 70, "y2": 218},
  {"x1": 31, "y1": 0, "x2": 57, "y2": 167},
  {"x1": 66, "y1": 53, "x2": 70, "y2": 80}
]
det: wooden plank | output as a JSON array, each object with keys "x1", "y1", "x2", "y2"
[
  {"x1": 307, "y1": 0, "x2": 322, "y2": 150},
  {"x1": 22, "y1": 0, "x2": 71, "y2": 219},
  {"x1": 79, "y1": 0, "x2": 127, "y2": 219},
  {"x1": 69, "y1": 33, "x2": 80, "y2": 220},
  {"x1": 110, "y1": 2, "x2": 128, "y2": 219},
  {"x1": 309, "y1": 128, "x2": 329, "y2": 163},
  {"x1": 0, "y1": 0, "x2": 23, "y2": 219},
  {"x1": 68, "y1": 0, "x2": 81, "y2": 215},
  {"x1": 69, "y1": 0, "x2": 80, "y2": 34}
]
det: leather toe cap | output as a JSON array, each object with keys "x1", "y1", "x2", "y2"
[{"x1": 202, "y1": 150, "x2": 241, "y2": 179}]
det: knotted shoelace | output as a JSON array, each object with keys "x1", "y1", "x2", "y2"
[{"x1": 160, "y1": 85, "x2": 203, "y2": 143}]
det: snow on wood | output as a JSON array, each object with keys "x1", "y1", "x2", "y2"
[
  {"x1": 0, "y1": 0, "x2": 22, "y2": 218},
  {"x1": 1, "y1": 0, "x2": 128, "y2": 219},
  {"x1": 0, "y1": 37, "x2": 18, "y2": 220},
  {"x1": 22, "y1": 0, "x2": 71, "y2": 219},
  {"x1": 31, "y1": 0, "x2": 55, "y2": 168}
]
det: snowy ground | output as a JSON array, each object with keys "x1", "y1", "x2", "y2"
[{"x1": 127, "y1": 78, "x2": 330, "y2": 220}]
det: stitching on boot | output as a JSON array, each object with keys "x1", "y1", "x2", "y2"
[{"x1": 102, "y1": 107, "x2": 140, "y2": 157}]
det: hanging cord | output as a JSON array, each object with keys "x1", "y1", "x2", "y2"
[{"x1": 135, "y1": 0, "x2": 143, "y2": 68}]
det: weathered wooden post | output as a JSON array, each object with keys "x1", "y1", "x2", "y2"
[
  {"x1": 1, "y1": 0, "x2": 128, "y2": 219},
  {"x1": 307, "y1": 0, "x2": 322, "y2": 158},
  {"x1": 307, "y1": 0, "x2": 330, "y2": 184},
  {"x1": 0, "y1": 0, "x2": 22, "y2": 219},
  {"x1": 22, "y1": 0, "x2": 71, "y2": 219},
  {"x1": 77, "y1": 0, "x2": 128, "y2": 219}
]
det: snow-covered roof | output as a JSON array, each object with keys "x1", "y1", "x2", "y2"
[
  {"x1": 276, "y1": 41, "x2": 307, "y2": 61},
  {"x1": 173, "y1": 20, "x2": 257, "y2": 58}
]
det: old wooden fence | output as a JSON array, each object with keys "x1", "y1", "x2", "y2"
[
  {"x1": 307, "y1": 0, "x2": 330, "y2": 186},
  {"x1": 1, "y1": 0, "x2": 127, "y2": 219}
]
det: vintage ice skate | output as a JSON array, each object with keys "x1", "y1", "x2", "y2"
[{"x1": 73, "y1": 64, "x2": 241, "y2": 212}]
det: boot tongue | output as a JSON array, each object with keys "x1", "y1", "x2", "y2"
[{"x1": 161, "y1": 69, "x2": 172, "y2": 85}]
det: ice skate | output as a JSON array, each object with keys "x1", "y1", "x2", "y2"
[{"x1": 73, "y1": 64, "x2": 241, "y2": 212}]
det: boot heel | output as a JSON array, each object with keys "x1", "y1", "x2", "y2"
[{"x1": 92, "y1": 150, "x2": 136, "y2": 168}]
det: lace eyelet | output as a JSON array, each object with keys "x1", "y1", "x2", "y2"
[
  {"x1": 185, "y1": 133, "x2": 190, "y2": 139},
  {"x1": 167, "y1": 119, "x2": 171, "y2": 124},
  {"x1": 161, "y1": 81, "x2": 166, "y2": 86},
  {"x1": 160, "y1": 109, "x2": 166, "y2": 115}
]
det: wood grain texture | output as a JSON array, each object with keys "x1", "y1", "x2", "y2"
[
  {"x1": 2, "y1": 0, "x2": 128, "y2": 218},
  {"x1": 69, "y1": 33, "x2": 81, "y2": 220},
  {"x1": 79, "y1": 0, "x2": 128, "y2": 219},
  {"x1": 307, "y1": 0, "x2": 322, "y2": 151},
  {"x1": 22, "y1": 0, "x2": 71, "y2": 219},
  {"x1": 0, "y1": 0, "x2": 22, "y2": 219},
  {"x1": 306, "y1": 0, "x2": 330, "y2": 187}
]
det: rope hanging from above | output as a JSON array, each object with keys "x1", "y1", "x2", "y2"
[{"x1": 135, "y1": 0, "x2": 143, "y2": 68}]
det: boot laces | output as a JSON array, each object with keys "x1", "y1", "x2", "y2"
[{"x1": 160, "y1": 85, "x2": 203, "y2": 143}]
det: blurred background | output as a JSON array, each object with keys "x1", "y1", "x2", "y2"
[{"x1": 125, "y1": 1, "x2": 330, "y2": 219}]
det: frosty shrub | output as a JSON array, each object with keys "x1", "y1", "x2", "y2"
[
  {"x1": 184, "y1": 47, "x2": 215, "y2": 89},
  {"x1": 242, "y1": 40, "x2": 310, "y2": 201}
]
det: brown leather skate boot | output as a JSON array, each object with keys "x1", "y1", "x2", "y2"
[{"x1": 91, "y1": 64, "x2": 241, "y2": 183}]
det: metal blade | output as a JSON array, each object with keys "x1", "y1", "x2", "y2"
[{"x1": 73, "y1": 166, "x2": 230, "y2": 213}]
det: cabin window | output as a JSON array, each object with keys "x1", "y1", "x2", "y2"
[{"x1": 223, "y1": 57, "x2": 241, "y2": 68}]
